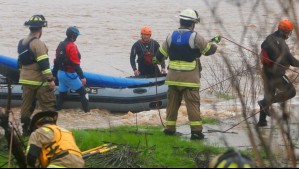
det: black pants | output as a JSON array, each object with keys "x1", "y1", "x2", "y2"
[{"x1": 138, "y1": 63, "x2": 161, "y2": 77}]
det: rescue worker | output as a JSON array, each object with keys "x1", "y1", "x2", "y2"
[
  {"x1": 17, "y1": 15, "x2": 56, "y2": 136},
  {"x1": 130, "y1": 26, "x2": 166, "y2": 77},
  {"x1": 26, "y1": 110, "x2": 85, "y2": 168},
  {"x1": 53, "y1": 26, "x2": 90, "y2": 113},
  {"x1": 257, "y1": 19, "x2": 299, "y2": 127},
  {"x1": 209, "y1": 149, "x2": 255, "y2": 168},
  {"x1": 153, "y1": 9, "x2": 221, "y2": 140}
]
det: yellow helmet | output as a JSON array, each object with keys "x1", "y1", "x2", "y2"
[
  {"x1": 178, "y1": 9, "x2": 200, "y2": 23},
  {"x1": 209, "y1": 149, "x2": 255, "y2": 168}
]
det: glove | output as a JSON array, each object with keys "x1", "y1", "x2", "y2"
[
  {"x1": 81, "y1": 78, "x2": 87, "y2": 86},
  {"x1": 210, "y1": 35, "x2": 221, "y2": 43},
  {"x1": 152, "y1": 57, "x2": 160, "y2": 64}
]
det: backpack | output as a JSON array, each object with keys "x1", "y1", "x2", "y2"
[
  {"x1": 55, "y1": 41, "x2": 70, "y2": 70},
  {"x1": 17, "y1": 37, "x2": 37, "y2": 65}
]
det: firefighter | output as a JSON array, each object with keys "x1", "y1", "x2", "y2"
[
  {"x1": 26, "y1": 111, "x2": 85, "y2": 168},
  {"x1": 130, "y1": 26, "x2": 166, "y2": 77},
  {"x1": 257, "y1": 19, "x2": 299, "y2": 127},
  {"x1": 17, "y1": 15, "x2": 56, "y2": 136},
  {"x1": 52, "y1": 26, "x2": 90, "y2": 113},
  {"x1": 153, "y1": 9, "x2": 221, "y2": 140}
]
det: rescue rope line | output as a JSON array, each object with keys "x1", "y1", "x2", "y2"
[
  {"x1": 155, "y1": 68, "x2": 165, "y2": 128},
  {"x1": 200, "y1": 64, "x2": 257, "y2": 93},
  {"x1": 206, "y1": 36, "x2": 299, "y2": 133},
  {"x1": 221, "y1": 36, "x2": 299, "y2": 75}
]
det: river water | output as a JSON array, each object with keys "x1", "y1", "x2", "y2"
[{"x1": 0, "y1": 0, "x2": 299, "y2": 128}]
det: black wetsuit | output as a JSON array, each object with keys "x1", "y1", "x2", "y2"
[{"x1": 130, "y1": 39, "x2": 165, "y2": 77}]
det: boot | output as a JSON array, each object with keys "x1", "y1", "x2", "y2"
[
  {"x1": 57, "y1": 92, "x2": 67, "y2": 110},
  {"x1": 76, "y1": 87, "x2": 90, "y2": 113},
  {"x1": 258, "y1": 100, "x2": 270, "y2": 116},
  {"x1": 21, "y1": 117, "x2": 31, "y2": 136},
  {"x1": 257, "y1": 110, "x2": 267, "y2": 127},
  {"x1": 190, "y1": 131, "x2": 205, "y2": 140},
  {"x1": 163, "y1": 128, "x2": 176, "y2": 135}
]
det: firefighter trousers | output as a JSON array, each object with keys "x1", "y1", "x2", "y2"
[
  {"x1": 165, "y1": 86, "x2": 203, "y2": 132},
  {"x1": 21, "y1": 84, "x2": 56, "y2": 119}
]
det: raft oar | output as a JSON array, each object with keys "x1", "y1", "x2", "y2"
[{"x1": 82, "y1": 144, "x2": 117, "y2": 159}]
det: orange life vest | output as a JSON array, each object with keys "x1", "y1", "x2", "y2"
[{"x1": 40, "y1": 125, "x2": 82, "y2": 168}]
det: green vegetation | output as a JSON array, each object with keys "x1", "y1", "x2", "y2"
[
  {"x1": 0, "y1": 118, "x2": 223, "y2": 168},
  {"x1": 216, "y1": 92, "x2": 236, "y2": 100},
  {"x1": 202, "y1": 117, "x2": 220, "y2": 125},
  {"x1": 73, "y1": 125, "x2": 224, "y2": 168}
]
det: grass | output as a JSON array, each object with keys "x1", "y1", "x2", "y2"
[
  {"x1": 216, "y1": 92, "x2": 236, "y2": 100},
  {"x1": 73, "y1": 125, "x2": 225, "y2": 168},
  {"x1": 0, "y1": 118, "x2": 223, "y2": 168}
]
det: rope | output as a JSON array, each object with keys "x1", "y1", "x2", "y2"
[
  {"x1": 205, "y1": 36, "x2": 299, "y2": 133},
  {"x1": 155, "y1": 68, "x2": 165, "y2": 128},
  {"x1": 221, "y1": 36, "x2": 299, "y2": 75}
]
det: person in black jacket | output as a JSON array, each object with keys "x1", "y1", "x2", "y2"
[
  {"x1": 130, "y1": 26, "x2": 166, "y2": 77},
  {"x1": 258, "y1": 19, "x2": 299, "y2": 127}
]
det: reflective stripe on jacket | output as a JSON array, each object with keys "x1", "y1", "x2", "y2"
[{"x1": 18, "y1": 34, "x2": 53, "y2": 85}]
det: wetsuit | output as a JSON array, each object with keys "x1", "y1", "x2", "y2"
[
  {"x1": 258, "y1": 30, "x2": 299, "y2": 123},
  {"x1": 130, "y1": 39, "x2": 165, "y2": 77}
]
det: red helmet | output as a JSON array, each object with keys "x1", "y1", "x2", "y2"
[
  {"x1": 278, "y1": 19, "x2": 294, "y2": 32},
  {"x1": 141, "y1": 26, "x2": 152, "y2": 35}
]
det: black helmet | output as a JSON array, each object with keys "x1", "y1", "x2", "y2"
[
  {"x1": 66, "y1": 26, "x2": 80, "y2": 38},
  {"x1": 209, "y1": 149, "x2": 255, "y2": 168},
  {"x1": 29, "y1": 111, "x2": 58, "y2": 133},
  {"x1": 24, "y1": 15, "x2": 47, "y2": 28}
]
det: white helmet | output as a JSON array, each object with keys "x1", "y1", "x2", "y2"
[{"x1": 178, "y1": 9, "x2": 200, "y2": 23}]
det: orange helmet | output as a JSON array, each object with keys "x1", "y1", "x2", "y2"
[
  {"x1": 141, "y1": 26, "x2": 152, "y2": 35},
  {"x1": 278, "y1": 19, "x2": 294, "y2": 32}
]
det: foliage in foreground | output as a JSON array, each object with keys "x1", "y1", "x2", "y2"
[{"x1": 73, "y1": 125, "x2": 224, "y2": 168}]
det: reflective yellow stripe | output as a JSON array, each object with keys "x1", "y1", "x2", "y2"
[
  {"x1": 217, "y1": 160, "x2": 228, "y2": 168},
  {"x1": 243, "y1": 164, "x2": 251, "y2": 168},
  {"x1": 166, "y1": 121, "x2": 176, "y2": 126},
  {"x1": 169, "y1": 60, "x2": 196, "y2": 71},
  {"x1": 47, "y1": 164, "x2": 66, "y2": 168},
  {"x1": 227, "y1": 162, "x2": 238, "y2": 168},
  {"x1": 37, "y1": 54, "x2": 48, "y2": 62},
  {"x1": 42, "y1": 69, "x2": 52, "y2": 74},
  {"x1": 201, "y1": 42, "x2": 212, "y2": 55},
  {"x1": 26, "y1": 145, "x2": 30, "y2": 154},
  {"x1": 19, "y1": 79, "x2": 49, "y2": 86},
  {"x1": 190, "y1": 121, "x2": 202, "y2": 126},
  {"x1": 159, "y1": 47, "x2": 168, "y2": 58},
  {"x1": 165, "y1": 80, "x2": 200, "y2": 88},
  {"x1": 42, "y1": 127, "x2": 52, "y2": 132}
]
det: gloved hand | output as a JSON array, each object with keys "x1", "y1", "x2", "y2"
[
  {"x1": 152, "y1": 57, "x2": 159, "y2": 64},
  {"x1": 134, "y1": 70, "x2": 140, "y2": 76},
  {"x1": 161, "y1": 68, "x2": 167, "y2": 74},
  {"x1": 81, "y1": 78, "x2": 87, "y2": 86},
  {"x1": 210, "y1": 35, "x2": 221, "y2": 43}
]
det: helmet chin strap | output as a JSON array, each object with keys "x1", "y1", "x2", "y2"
[{"x1": 67, "y1": 35, "x2": 77, "y2": 42}]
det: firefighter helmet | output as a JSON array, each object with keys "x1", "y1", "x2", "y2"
[
  {"x1": 24, "y1": 15, "x2": 47, "y2": 28},
  {"x1": 178, "y1": 9, "x2": 200, "y2": 23},
  {"x1": 29, "y1": 111, "x2": 58, "y2": 132},
  {"x1": 209, "y1": 149, "x2": 255, "y2": 168}
]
